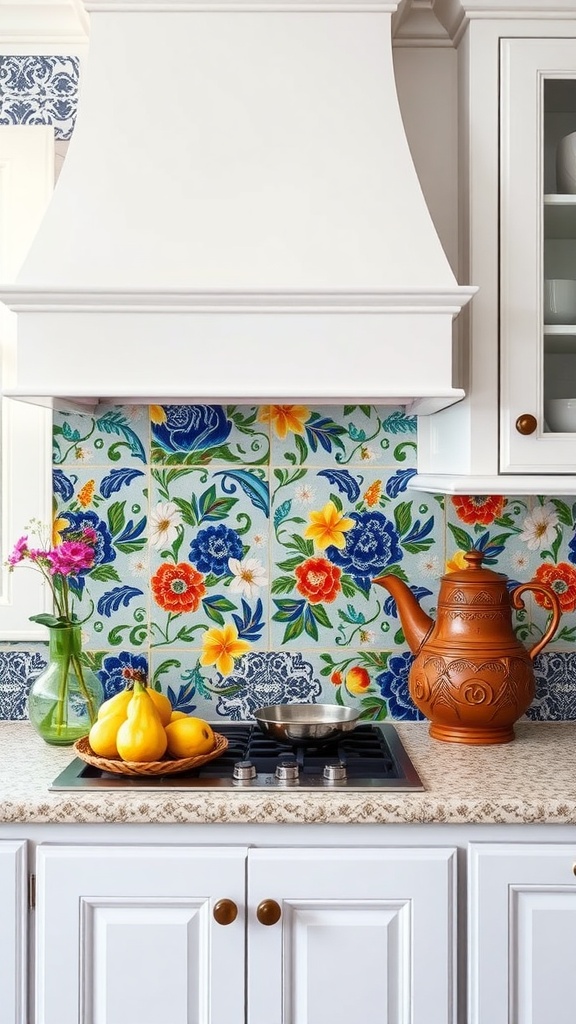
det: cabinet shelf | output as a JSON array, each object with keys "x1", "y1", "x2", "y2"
[
  {"x1": 544, "y1": 194, "x2": 576, "y2": 238},
  {"x1": 544, "y1": 325, "x2": 576, "y2": 352}
]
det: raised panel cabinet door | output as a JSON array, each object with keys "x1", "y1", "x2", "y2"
[
  {"x1": 247, "y1": 846, "x2": 457, "y2": 1024},
  {"x1": 35, "y1": 844, "x2": 247, "y2": 1024},
  {"x1": 469, "y1": 842, "x2": 576, "y2": 1024},
  {"x1": 0, "y1": 839, "x2": 27, "y2": 1024}
]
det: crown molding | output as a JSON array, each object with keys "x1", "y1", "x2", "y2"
[
  {"x1": 85, "y1": 0, "x2": 399, "y2": 9},
  {"x1": 393, "y1": 0, "x2": 453, "y2": 46},
  {"x1": 433, "y1": 0, "x2": 576, "y2": 45},
  {"x1": 0, "y1": 286, "x2": 477, "y2": 313}
]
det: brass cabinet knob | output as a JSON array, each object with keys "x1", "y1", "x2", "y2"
[
  {"x1": 213, "y1": 899, "x2": 238, "y2": 926},
  {"x1": 515, "y1": 414, "x2": 538, "y2": 435},
  {"x1": 256, "y1": 899, "x2": 282, "y2": 926}
]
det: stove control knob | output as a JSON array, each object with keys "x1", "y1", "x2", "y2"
[
  {"x1": 233, "y1": 760, "x2": 257, "y2": 781},
  {"x1": 275, "y1": 761, "x2": 299, "y2": 782},
  {"x1": 323, "y1": 762, "x2": 347, "y2": 782}
]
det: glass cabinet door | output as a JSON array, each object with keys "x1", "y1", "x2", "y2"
[{"x1": 500, "y1": 37, "x2": 576, "y2": 474}]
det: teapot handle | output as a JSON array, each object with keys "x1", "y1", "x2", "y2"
[{"x1": 511, "y1": 583, "x2": 562, "y2": 660}]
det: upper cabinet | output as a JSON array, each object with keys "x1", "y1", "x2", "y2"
[
  {"x1": 414, "y1": 2, "x2": 576, "y2": 494},
  {"x1": 501, "y1": 38, "x2": 576, "y2": 475}
]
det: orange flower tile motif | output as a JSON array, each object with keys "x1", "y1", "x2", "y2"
[{"x1": 151, "y1": 562, "x2": 207, "y2": 614}]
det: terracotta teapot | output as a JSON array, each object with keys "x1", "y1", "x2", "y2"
[{"x1": 373, "y1": 550, "x2": 561, "y2": 745}]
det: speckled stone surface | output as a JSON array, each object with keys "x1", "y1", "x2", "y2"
[{"x1": 2, "y1": 720, "x2": 576, "y2": 824}]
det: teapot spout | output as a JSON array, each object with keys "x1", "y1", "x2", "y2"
[{"x1": 372, "y1": 573, "x2": 434, "y2": 654}]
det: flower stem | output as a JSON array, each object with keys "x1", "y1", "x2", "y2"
[
  {"x1": 55, "y1": 651, "x2": 71, "y2": 735},
  {"x1": 71, "y1": 654, "x2": 98, "y2": 724}
]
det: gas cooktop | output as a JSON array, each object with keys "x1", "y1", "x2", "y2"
[{"x1": 50, "y1": 722, "x2": 424, "y2": 792}]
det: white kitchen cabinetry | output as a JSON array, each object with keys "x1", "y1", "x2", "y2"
[
  {"x1": 248, "y1": 847, "x2": 456, "y2": 1024},
  {"x1": 415, "y1": 3, "x2": 576, "y2": 494},
  {"x1": 501, "y1": 38, "x2": 576, "y2": 475},
  {"x1": 0, "y1": 839, "x2": 27, "y2": 1024},
  {"x1": 468, "y1": 842, "x2": 576, "y2": 1024},
  {"x1": 35, "y1": 842, "x2": 457, "y2": 1024},
  {"x1": 35, "y1": 845, "x2": 247, "y2": 1024}
]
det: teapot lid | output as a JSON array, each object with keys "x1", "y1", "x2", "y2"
[{"x1": 442, "y1": 549, "x2": 506, "y2": 584}]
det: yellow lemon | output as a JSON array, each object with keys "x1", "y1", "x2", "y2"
[{"x1": 165, "y1": 717, "x2": 215, "y2": 758}]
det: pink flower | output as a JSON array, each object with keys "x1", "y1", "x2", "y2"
[
  {"x1": 27, "y1": 548, "x2": 46, "y2": 562},
  {"x1": 47, "y1": 541, "x2": 95, "y2": 577},
  {"x1": 8, "y1": 536, "x2": 29, "y2": 565},
  {"x1": 6, "y1": 521, "x2": 97, "y2": 627}
]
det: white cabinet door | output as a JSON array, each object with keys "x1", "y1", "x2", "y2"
[
  {"x1": 469, "y1": 842, "x2": 576, "y2": 1024},
  {"x1": 35, "y1": 844, "x2": 247, "y2": 1024},
  {"x1": 500, "y1": 37, "x2": 576, "y2": 473},
  {"x1": 0, "y1": 127, "x2": 53, "y2": 638},
  {"x1": 0, "y1": 839, "x2": 27, "y2": 1024},
  {"x1": 247, "y1": 846, "x2": 457, "y2": 1024}
]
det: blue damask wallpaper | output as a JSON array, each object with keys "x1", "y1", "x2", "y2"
[
  {"x1": 1, "y1": 58, "x2": 576, "y2": 726},
  {"x1": 0, "y1": 56, "x2": 78, "y2": 139}
]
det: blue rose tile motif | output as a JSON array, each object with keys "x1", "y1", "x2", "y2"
[
  {"x1": 96, "y1": 651, "x2": 149, "y2": 702},
  {"x1": 0, "y1": 647, "x2": 47, "y2": 720},
  {"x1": 326, "y1": 510, "x2": 404, "y2": 588},
  {"x1": 526, "y1": 651, "x2": 576, "y2": 720},
  {"x1": 151, "y1": 405, "x2": 268, "y2": 465},
  {"x1": 375, "y1": 651, "x2": 425, "y2": 721},
  {"x1": 0, "y1": 56, "x2": 79, "y2": 140},
  {"x1": 189, "y1": 523, "x2": 244, "y2": 576}
]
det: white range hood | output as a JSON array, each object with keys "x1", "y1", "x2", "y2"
[{"x1": 1, "y1": 0, "x2": 475, "y2": 415}]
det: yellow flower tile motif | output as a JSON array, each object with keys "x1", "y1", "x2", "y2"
[
  {"x1": 200, "y1": 623, "x2": 251, "y2": 676},
  {"x1": 150, "y1": 405, "x2": 167, "y2": 424},
  {"x1": 446, "y1": 550, "x2": 468, "y2": 573},
  {"x1": 304, "y1": 500, "x2": 354, "y2": 550},
  {"x1": 258, "y1": 404, "x2": 309, "y2": 439}
]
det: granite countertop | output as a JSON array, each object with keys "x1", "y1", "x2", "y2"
[{"x1": 2, "y1": 720, "x2": 576, "y2": 825}]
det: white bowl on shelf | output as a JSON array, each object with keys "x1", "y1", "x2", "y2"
[
  {"x1": 545, "y1": 398, "x2": 576, "y2": 433},
  {"x1": 544, "y1": 279, "x2": 576, "y2": 324},
  {"x1": 557, "y1": 131, "x2": 576, "y2": 193}
]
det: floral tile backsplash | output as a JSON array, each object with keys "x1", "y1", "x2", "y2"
[{"x1": 3, "y1": 403, "x2": 576, "y2": 724}]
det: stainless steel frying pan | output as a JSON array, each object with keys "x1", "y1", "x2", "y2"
[{"x1": 254, "y1": 703, "x2": 360, "y2": 746}]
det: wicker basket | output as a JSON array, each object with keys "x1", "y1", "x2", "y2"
[{"x1": 73, "y1": 731, "x2": 229, "y2": 777}]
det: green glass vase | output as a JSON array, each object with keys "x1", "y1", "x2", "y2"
[{"x1": 27, "y1": 624, "x2": 104, "y2": 745}]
